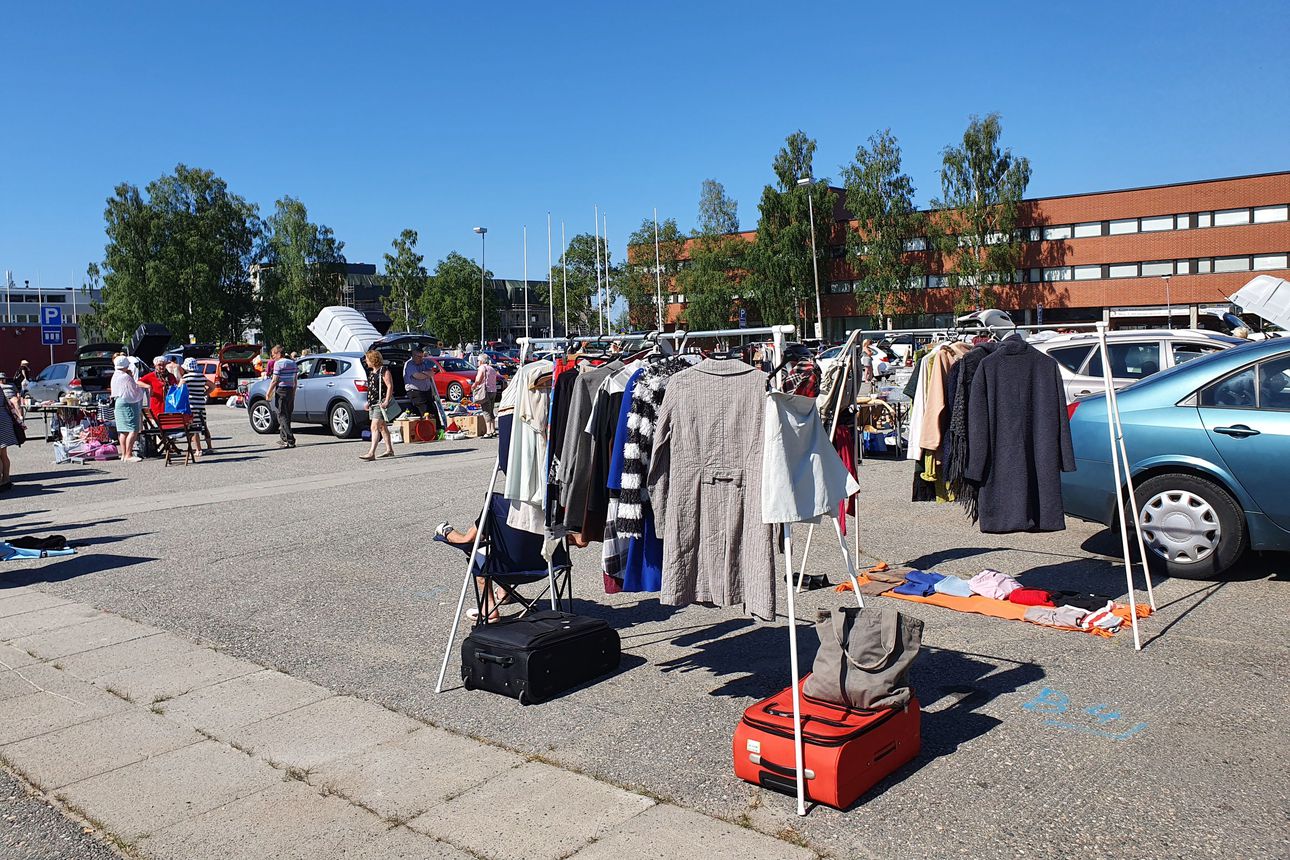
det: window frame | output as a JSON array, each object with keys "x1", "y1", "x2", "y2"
[{"x1": 1084, "y1": 340, "x2": 1163, "y2": 381}]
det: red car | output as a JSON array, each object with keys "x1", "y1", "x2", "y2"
[{"x1": 430, "y1": 356, "x2": 483, "y2": 403}]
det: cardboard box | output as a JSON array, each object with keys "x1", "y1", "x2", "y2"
[
  {"x1": 395, "y1": 417, "x2": 437, "y2": 444},
  {"x1": 457, "y1": 415, "x2": 486, "y2": 438}
]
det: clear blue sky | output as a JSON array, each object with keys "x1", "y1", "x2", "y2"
[{"x1": 3, "y1": 0, "x2": 1288, "y2": 291}]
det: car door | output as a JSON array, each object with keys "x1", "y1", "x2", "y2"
[
  {"x1": 291, "y1": 358, "x2": 320, "y2": 420},
  {"x1": 30, "y1": 363, "x2": 69, "y2": 401},
  {"x1": 1046, "y1": 344, "x2": 1097, "y2": 401},
  {"x1": 1082, "y1": 340, "x2": 1162, "y2": 396},
  {"x1": 1197, "y1": 353, "x2": 1290, "y2": 529}
]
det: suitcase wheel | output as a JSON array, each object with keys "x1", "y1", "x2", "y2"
[
  {"x1": 463, "y1": 676, "x2": 475, "y2": 691},
  {"x1": 517, "y1": 689, "x2": 529, "y2": 706}
]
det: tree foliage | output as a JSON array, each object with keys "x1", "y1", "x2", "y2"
[
  {"x1": 680, "y1": 179, "x2": 747, "y2": 331},
  {"x1": 621, "y1": 216, "x2": 684, "y2": 330},
  {"x1": 256, "y1": 196, "x2": 347, "y2": 348},
  {"x1": 87, "y1": 164, "x2": 260, "y2": 344},
  {"x1": 747, "y1": 131, "x2": 836, "y2": 329},
  {"x1": 930, "y1": 113, "x2": 1031, "y2": 311},
  {"x1": 382, "y1": 229, "x2": 427, "y2": 332},
  {"x1": 421, "y1": 252, "x2": 496, "y2": 346},
  {"x1": 546, "y1": 233, "x2": 614, "y2": 335},
  {"x1": 841, "y1": 129, "x2": 924, "y2": 327},
  {"x1": 697, "y1": 179, "x2": 740, "y2": 235}
]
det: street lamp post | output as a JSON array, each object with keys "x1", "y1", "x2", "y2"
[
  {"x1": 473, "y1": 227, "x2": 487, "y2": 347},
  {"x1": 1161, "y1": 274, "x2": 1172, "y2": 330},
  {"x1": 798, "y1": 176, "x2": 824, "y2": 341}
]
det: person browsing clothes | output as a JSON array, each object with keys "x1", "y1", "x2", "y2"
[{"x1": 474, "y1": 353, "x2": 499, "y2": 438}]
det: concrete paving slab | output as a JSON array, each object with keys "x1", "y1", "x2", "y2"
[
  {"x1": 0, "y1": 592, "x2": 72, "y2": 618},
  {"x1": 11, "y1": 615, "x2": 159, "y2": 661},
  {"x1": 567, "y1": 803, "x2": 814, "y2": 860},
  {"x1": 0, "y1": 586, "x2": 36, "y2": 600},
  {"x1": 138, "y1": 781, "x2": 392, "y2": 860},
  {"x1": 3, "y1": 708, "x2": 202, "y2": 790},
  {"x1": 348, "y1": 826, "x2": 474, "y2": 859},
  {"x1": 224, "y1": 695, "x2": 420, "y2": 771},
  {"x1": 0, "y1": 642, "x2": 42, "y2": 670},
  {"x1": 0, "y1": 605, "x2": 102, "y2": 642},
  {"x1": 0, "y1": 663, "x2": 93, "y2": 704},
  {"x1": 56, "y1": 740, "x2": 278, "y2": 840},
  {"x1": 0, "y1": 674, "x2": 129, "y2": 746},
  {"x1": 311, "y1": 725, "x2": 524, "y2": 821},
  {"x1": 89, "y1": 648, "x2": 258, "y2": 704},
  {"x1": 158, "y1": 668, "x2": 332, "y2": 733},
  {"x1": 408, "y1": 761, "x2": 656, "y2": 860},
  {"x1": 53, "y1": 632, "x2": 196, "y2": 680}
]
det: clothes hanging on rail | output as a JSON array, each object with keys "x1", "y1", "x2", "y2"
[
  {"x1": 647, "y1": 358, "x2": 778, "y2": 620},
  {"x1": 941, "y1": 342, "x2": 1001, "y2": 522},
  {"x1": 964, "y1": 336, "x2": 1075, "y2": 533},
  {"x1": 545, "y1": 363, "x2": 581, "y2": 531},
  {"x1": 618, "y1": 356, "x2": 691, "y2": 540},
  {"x1": 761, "y1": 390, "x2": 859, "y2": 524},
  {"x1": 557, "y1": 362, "x2": 618, "y2": 535}
]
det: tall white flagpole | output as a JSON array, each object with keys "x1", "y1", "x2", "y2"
[
  {"x1": 546, "y1": 212, "x2": 554, "y2": 337},
  {"x1": 522, "y1": 225, "x2": 530, "y2": 342},
  {"x1": 593, "y1": 205, "x2": 603, "y2": 336},
  {"x1": 561, "y1": 221, "x2": 569, "y2": 336},
  {"x1": 653, "y1": 208, "x2": 664, "y2": 331},
  {"x1": 603, "y1": 212, "x2": 611, "y2": 336}
]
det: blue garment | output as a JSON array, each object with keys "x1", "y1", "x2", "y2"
[
  {"x1": 933, "y1": 575, "x2": 974, "y2": 597},
  {"x1": 891, "y1": 569, "x2": 945, "y2": 597},
  {"x1": 620, "y1": 502, "x2": 663, "y2": 592},
  {"x1": 0, "y1": 543, "x2": 76, "y2": 561},
  {"x1": 607, "y1": 369, "x2": 643, "y2": 493}
]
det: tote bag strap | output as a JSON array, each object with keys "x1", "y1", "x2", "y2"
[{"x1": 831, "y1": 607, "x2": 899, "y2": 672}]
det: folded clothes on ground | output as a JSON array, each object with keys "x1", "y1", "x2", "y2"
[
  {"x1": 1007, "y1": 587, "x2": 1055, "y2": 607},
  {"x1": 891, "y1": 570, "x2": 945, "y2": 597},
  {"x1": 0, "y1": 543, "x2": 76, "y2": 560},
  {"x1": 1050, "y1": 590, "x2": 1115, "y2": 612},
  {"x1": 932, "y1": 575, "x2": 974, "y2": 598},
  {"x1": 6, "y1": 535, "x2": 68, "y2": 551},
  {"x1": 1023, "y1": 605, "x2": 1089, "y2": 628},
  {"x1": 968, "y1": 569, "x2": 1023, "y2": 600},
  {"x1": 1079, "y1": 602, "x2": 1123, "y2": 633}
]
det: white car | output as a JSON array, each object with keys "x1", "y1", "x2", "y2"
[{"x1": 1032, "y1": 329, "x2": 1244, "y2": 402}]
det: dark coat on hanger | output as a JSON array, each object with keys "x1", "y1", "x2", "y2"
[{"x1": 964, "y1": 336, "x2": 1075, "y2": 533}]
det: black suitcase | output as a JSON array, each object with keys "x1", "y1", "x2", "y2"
[{"x1": 461, "y1": 611, "x2": 620, "y2": 704}]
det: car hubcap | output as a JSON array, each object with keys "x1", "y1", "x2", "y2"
[
  {"x1": 251, "y1": 405, "x2": 271, "y2": 431},
  {"x1": 1139, "y1": 490, "x2": 1221, "y2": 564},
  {"x1": 332, "y1": 409, "x2": 350, "y2": 434},
  {"x1": 449, "y1": 385, "x2": 463, "y2": 402}
]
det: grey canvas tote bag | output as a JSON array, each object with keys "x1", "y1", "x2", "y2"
[{"x1": 803, "y1": 607, "x2": 923, "y2": 710}]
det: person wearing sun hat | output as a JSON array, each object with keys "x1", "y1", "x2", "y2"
[{"x1": 110, "y1": 355, "x2": 149, "y2": 462}]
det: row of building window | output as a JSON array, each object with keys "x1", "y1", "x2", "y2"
[
  {"x1": 824, "y1": 251, "x2": 1289, "y2": 293},
  {"x1": 892, "y1": 203, "x2": 1290, "y2": 252}
]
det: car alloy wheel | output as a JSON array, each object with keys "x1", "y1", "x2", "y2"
[
  {"x1": 1139, "y1": 490, "x2": 1221, "y2": 565},
  {"x1": 447, "y1": 382, "x2": 465, "y2": 402},
  {"x1": 250, "y1": 402, "x2": 275, "y2": 433},
  {"x1": 331, "y1": 404, "x2": 352, "y2": 437}
]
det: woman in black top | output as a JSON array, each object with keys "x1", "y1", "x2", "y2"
[{"x1": 360, "y1": 349, "x2": 397, "y2": 460}]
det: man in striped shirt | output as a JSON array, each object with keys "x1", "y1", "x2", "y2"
[
  {"x1": 265, "y1": 345, "x2": 297, "y2": 449},
  {"x1": 181, "y1": 358, "x2": 213, "y2": 454}
]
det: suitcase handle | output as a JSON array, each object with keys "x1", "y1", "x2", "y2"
[
  {"x1": 476, "y1": 651, "x2": 514, "y2": 668},
  {"x1": 765, "y1": 705, "x2": 852, "y2": 729},
  {"x1": 749, "y1": 753, "x2": 815, "y2": 781}
]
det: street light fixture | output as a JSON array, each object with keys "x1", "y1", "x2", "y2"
[
  {"x1": 1161, "y1": 274, "x2": 1172, "y2": 330},
  {"x1": 473, "y1": 227, "x2": 487, "y2": 347},
  {"x1": 798, "y1": 176, "x2": 824, "y2": 340}
]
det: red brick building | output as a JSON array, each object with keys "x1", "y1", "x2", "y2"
[{"x1": 656, "y1": 171, "x2": 1290, "y2": 337}]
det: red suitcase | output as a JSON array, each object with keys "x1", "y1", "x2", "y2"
[{"x1": 733, "y1": 677, "x2": 920, "y2": 809}]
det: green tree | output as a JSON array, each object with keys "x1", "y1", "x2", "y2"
[
  {"x1": 930, "y1": 113, "x2": 1032, "y2": 311},
  {"x1": 841, "y1": 129, "x2": 925, "y2": 328},
  {"x1": 256, "y1": 196, "x2": 347, "y2": 348},
  {"x1": 680, "y1": 179, "x2": 747, "y2": 330},
  {"x1": 622, "y1": 216, "x2": 684, "y2": 330},
  {"x1": 382, "y1": 229, "x2": 427, "y2": 331},
  {"x1": 421, "y1": 252, "x2": 497, "y2": 346},
  {"x1": 545, "y1": 233, "x2": 614, "y2": 335},
  {"x1": 86, "y1": 164, "x2": 261, "y2": 343},
  {"x1": 747, "y1": 131, "x2": 836, "y2": 330}
]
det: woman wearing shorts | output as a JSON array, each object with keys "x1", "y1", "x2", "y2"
[{"x1": 360, "y1": 349, "x2": 397, "y2": 461}]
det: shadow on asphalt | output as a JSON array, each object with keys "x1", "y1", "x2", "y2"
[
  {"x1": 14, "y1": 467, "x2": 106, "y2": 482},
  {"x1": 2, "y1": 477, "x2": 124, "y2": 500},
  {"x1": 0, "y1": 552, "x2": 156, "y2": 588},
  {"x1": 0, "y1": 517, "x2": 127, "y2": 538}
]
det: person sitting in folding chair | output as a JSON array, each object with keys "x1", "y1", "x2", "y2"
[{"x1": 435, "y1": 493, "x2": 572, "y2": 622}]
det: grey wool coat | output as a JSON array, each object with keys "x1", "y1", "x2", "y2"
[
  {"x1": 964, "y1": 336, "x2": 1076, "y2": 533},
  {"x1": 647, "y1": 359, "x2": 778, "y2": 620}
]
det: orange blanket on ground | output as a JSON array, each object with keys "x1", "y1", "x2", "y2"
[{"x1": 881, "y1": 588, "x2": 1152, "y2": 637}]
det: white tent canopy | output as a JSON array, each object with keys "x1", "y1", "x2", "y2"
[
  {"x1": 1230, "y1": 274, "x2": 1290, "y2": 331},
  {"x1": 308, "y1": 306, "x2": 382, "y2": 354}
]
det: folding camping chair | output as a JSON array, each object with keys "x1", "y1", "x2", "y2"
[
  {"x1": 150, "y1": 412, "x2": 195, "y2": 466},
  {"x1": 440, "y1": 493, "x2": 573, "y2": 624}
]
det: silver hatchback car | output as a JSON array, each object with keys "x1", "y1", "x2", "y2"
[{"x1": 246, "y1": 351, "x2": 446, "y2": 439}]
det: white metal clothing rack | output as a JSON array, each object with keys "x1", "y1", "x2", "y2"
[
  {"x1": 450, "y1": 323, "x2": 860, "y2": 816},
  {"x1": 812, "y1": 320, "x2": 1158, "y2": 650}
]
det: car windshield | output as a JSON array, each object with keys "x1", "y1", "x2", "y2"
[
  {"x1": 439, "y1": 358, "x2": 474, "y2": 372},
  {"x1": 78, "y1": 349, "x2": 116, "y2": 361}
]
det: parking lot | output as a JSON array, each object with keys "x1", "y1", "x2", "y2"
[{"x1": 2, "y1": 405, "x2": 1287, "y2": 859}]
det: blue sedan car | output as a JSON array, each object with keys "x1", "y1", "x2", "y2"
[{"x1": 1062, "y1": 337, "x2": 1290, "y2": 579}]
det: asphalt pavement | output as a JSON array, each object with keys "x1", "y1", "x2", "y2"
[{"x1": 1, "y1": 404, "x2": 1286, "y2": 859}]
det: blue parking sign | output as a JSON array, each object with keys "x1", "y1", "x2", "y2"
[
  {"x1": 41, "y1": 327, "x2": 63, "y2": 346},
  {"x1": 41, "y1": 305, "x2": 63, "y2": 327}
]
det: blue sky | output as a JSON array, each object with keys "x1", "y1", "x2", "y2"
[{"x1": 3, "y1": 1, "x2": 1288, "y2": 290}]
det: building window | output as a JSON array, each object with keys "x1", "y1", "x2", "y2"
[
  {"x1": 1027, "y1": 227, "x2": 1042, "y2": 242},
  {"x1": 1073, "y1": 265, "x2": 1101, "y2": 280},
  {"x1": 1177, "y1": 260, "x2": 1192, "y2": 274},
  {"x1": 927, "y1": 275, "x2": 947, "y2": 289},
  {"x1": 1109, "y1": 218, "x2": 1138, "y2": 235},
  {"x1": 1043, "y1": 266, "x2": 1072, "y2": 281},
  {"x1": 1043, "y1": 225, "x2": 1072, "y2": 241},
  {"x1": 1141, "y1": 260, "x2": 1174, "y2": 277},
  {"x1": 1254, "y1": 205, "x2": 1289, "y2": 224},
  {"x1": 1214, "y1": 208, "x2": 1251, "y2": 227},
  {"x1": 1108, "y1": 263, "x2": 1139, "y2": 278},
  {"x1": 1197, "y1": 211, "x2": 1213, "y2": 228},
  {"x1": 1197, "y1": 258, "x2": 1213, "y2": 273},
  {"x1": 828, "y1": 280, "x2": 854, "y2": 293},
  {"x1": 1176, "y1": 213, "x2": 1192, "y2": 230},
  {"x1": 1073, "y1": 222, "x2": 1101, "y2": 238},
  {"x1": 902, "y1": 237, "x2": 927, "y2": 252},
  {"x1": 1213, "y1": 256, "x2": 1251, "y2": 273},
  {"x1": 1140, "y1": 215, "x2": 1174, "y2": 232},
  {"x1": 1253, "y1": 254, "x2": 1288, "y2": 270}
]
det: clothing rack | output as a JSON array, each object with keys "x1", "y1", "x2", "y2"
[
  {"x1": 814, "y1": 320, "x2": 1157, "y2": 650},
  {"x1": 447, "y1": 322, "x2": 855, "y2": 816}
]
